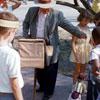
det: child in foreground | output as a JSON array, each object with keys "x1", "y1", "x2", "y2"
[
  {"x1": 88, "y1": 27, "x2": 100, "y2": 100},
  {"x1": 0, "y1": 12, "x2": 24, "y2": 100}
]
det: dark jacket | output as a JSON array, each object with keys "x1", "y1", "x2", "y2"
[{"x1": 23, "y1": 7, "x2": 83, "y2": 64}]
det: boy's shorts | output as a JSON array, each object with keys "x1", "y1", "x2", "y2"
[{"x1": 0, "y1": 93, "x2": 15, "y2": 100}]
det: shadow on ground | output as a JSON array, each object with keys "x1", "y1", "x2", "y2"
[
  {"x1": 22, "y1": 83, "x2": 72, "y2": 100},
  {"x1": 21, "y1": 68, "x2": 73, "y2": 100}
]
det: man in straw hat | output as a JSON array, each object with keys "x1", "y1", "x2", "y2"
[{"x1": 23, "y1": 0, "x2": 87, "y2": 100}]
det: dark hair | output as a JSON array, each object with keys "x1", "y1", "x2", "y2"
[
  {"x1": 92, "y1": 27, "x2": 100, "y2": 44},
  {"x1": 77, "y1": 10, "x2": 93, "y2": 22},
  {"x1": 94, "y1": 12, "x2": 100, "y2": 21},
  {"x1": 0, "y1": 12, "x2": 18, "y2": 35}
]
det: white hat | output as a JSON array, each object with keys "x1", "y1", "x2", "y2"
[{"x1": 33, "y1": 0, "x2": 56, "y2": 8}]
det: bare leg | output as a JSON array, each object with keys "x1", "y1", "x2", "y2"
[
  {"x1": 81, "y1": 63, "x2": 86, "y2": 73},
  {"x1": 73, "y1": 63, "x2": 81, "y2": 85}
]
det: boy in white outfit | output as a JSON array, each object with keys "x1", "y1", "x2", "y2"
[
  {"x1": 0, "y1": 12, "x2": 24, "y2": 100},
  {"x1": 88, "y1": 27, "x2": 100, "y2": 100}
]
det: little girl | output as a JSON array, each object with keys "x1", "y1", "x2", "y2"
[{"x1": 70, "y1": 10, "x2": 93, "y2": 84}]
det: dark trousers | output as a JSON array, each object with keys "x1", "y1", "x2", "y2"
[
  {"x1": 37, "y1": 62, "x2": 58, "y2": 95},
  {"x1": 86, "y1": 80, "x2": 98, "y2": 100},
  {"x1": 0, "y1": 93, "x2": 15, "y2": 100}
]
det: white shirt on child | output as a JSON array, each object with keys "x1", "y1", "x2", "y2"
[
  {"x1": 88, "y1": 44, "x2": 100, "y2": 81},
  {"x1": 89, "y1": 44, "x2": 100, "y2": 62},
  {"x1": 0, "y1": 45, "x2": 24, "y2": 93}
]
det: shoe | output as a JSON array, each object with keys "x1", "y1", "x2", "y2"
[
  {"x1": 36, "y1": 88, "x2": 44, "y2": 92},
  {"x1": 42, "y1": 94, "x2": 52, "y2": 100}
]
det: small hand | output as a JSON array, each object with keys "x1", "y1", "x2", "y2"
[{"x1": 75, "y1": 55, "x2": 80, "y2": 63}]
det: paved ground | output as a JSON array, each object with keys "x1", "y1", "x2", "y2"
[
  {"x1": 22, "y1": 68, "x2": 73, "y2": 100},
  {"x1": 12, "y1": 1, "x2": 89, "y2": 100}
]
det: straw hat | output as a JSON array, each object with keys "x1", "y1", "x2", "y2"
[{"x1": 33, "y1": 0, "x2": 57, "y2": 8}]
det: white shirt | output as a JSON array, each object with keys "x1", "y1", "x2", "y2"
[
  {"x1": 36, "y1": 10, "x2": 47, "y2": 38},
  {"x1": 89, "y1": 44, "x2": 100, "y2": 61},
  {"x1": 7, "y1": 6, "x2": 12, "y2": 12},
  {"x1": 88, "y1": 44, "x2": 100, "y2": 81},
  {"x1": 0, "y1": 46, "x2": 24, "y2": 93},
  {"x1": 0, "y1": 6, "x2": 3, "y2": 11}
]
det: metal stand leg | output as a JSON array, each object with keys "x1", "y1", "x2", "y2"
[{"x1": 34, "y1": 69, "x2": 37, "y2": 100}]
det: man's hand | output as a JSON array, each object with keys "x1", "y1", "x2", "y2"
[{"x1": 80, "y1": 33, "x2": 87, "y2": 39}]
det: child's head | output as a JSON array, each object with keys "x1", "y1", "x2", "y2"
[
  {"x1": 92, "y1": 27, "x2": 100, "y2": 45},
  {"x1": 0, "y1": 12, "x2": 19, "y2": 44},
  {"x1": 77, "y1": 10, "x2": 92, "y2": 27},
  {"x1": 94, "y1": 12, "x2": 100, "y2": 26}
]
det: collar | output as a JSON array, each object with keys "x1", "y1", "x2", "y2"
[{"x1": 38, "y1": 9, "x2": 47, "y2": 16}]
